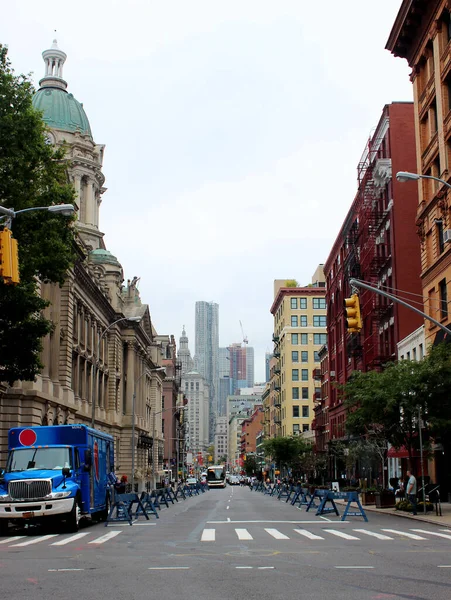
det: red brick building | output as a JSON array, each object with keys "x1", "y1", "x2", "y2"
[
  {"x1": 240, "y1": 405, "x2": 263, "y2": 466},
  {"x1": 316, "y1": 103, "x2": 422, "y2": 477}
]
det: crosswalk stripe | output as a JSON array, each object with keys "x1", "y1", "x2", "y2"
[
  {"x1": 294, "y1": 529, "x2": 324, "y2": 540},
  {"x1": 353, "y1": 529, "x2": 393, "y2": 540},
  {"x1": 235, "y1": 528, "x2": 253, "y2": 540},
  {"x1": 51, "y1": 532, "x2": 90, "y2": 546},
  {"x1": 10, "y1": 534, "x2": 59, "y2": 547},
  {"x1": 88, "y1": 531, "x2": 121, "y2": 544},
  {"x1": 323, "y1": 529, "x2": 359, "y2": 540},
  {"x1": 0, "y1": 536, "x2": 25, "y2": 544},
  {"x1": 201, "y1": 529, "x2": 215, "y2": 542},
  {"x1": 411, "y1": 529, "x2": 451, "y2": 540},
  {"x1": 264, "y1": 528, "x2": 290, "y2": 540},
  {"x1": 381, "y1": 529, "x2": 426, "y2": 540}
]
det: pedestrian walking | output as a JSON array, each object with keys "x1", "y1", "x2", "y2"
[{"x1": 406, "y1": 470, "x2": 417, "y2": 515}]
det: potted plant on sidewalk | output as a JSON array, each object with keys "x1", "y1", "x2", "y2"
[
  {"x1": 375, "y1": 488, "x2": 396, "y2": 508},
  {"x1": 360, "y1": 487, "x2": 377, "y2": 505}
]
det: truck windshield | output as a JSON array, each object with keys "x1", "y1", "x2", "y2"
[{"x1": 7, "y1": 448, "x2": 71, "y2": 472}]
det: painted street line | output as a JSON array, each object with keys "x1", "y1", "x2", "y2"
[
  {"x1": 88, "y1": 531, "x2": 122, "y2": 544},
  {"x1": 51, "y1": 533, "x2": 90, "y2": 546},
  {"x1": 235, "y1": 528, "x2": 253, "y2": 540},
  {"x1": 437, "y1": 565, "x2": 451, "y2": 568},
  {"x1": 11, "y1": 534, "x2": 59, "y2": 547},
  {"x1": 0, "y1": 536, "x2": 25, "y2": 544},
  {"x1": 201, "y1": 529, "x2": 215, "y2": 542},
  {"x1": 411, "y1": 529, "x2": 451, "y2": 540},
  {"x1": 319, "y1": 516, "x2": 332, "y2": 522},
  {"x1": 207, "y1": 520, "x2": 348, "y2": 524},
  {"x1": 264, "y1": 528, "x2": 290, "y2": 540},
  {"x1": 323, "y1": 529, "x2": 360, "y2": 540},
  {"x1": 48, "y1": 568, "x2": 84, "y2": 572},
  {"x1": 148, "y1": 567, "x2": 190, "y2": 570},
  {"x1": 381, "y1": 529, "x2": 426, "y2": 540},
  {"x1": 335, "y1": 566, "x2": 374, "y2": 569},
  {"x1": 294, "y1": 529, "x2": 324, "y2": 540},
  {"x1": 258, "y1": 567, "x2": 275, "y2": 570},
  {"x1": 352, "y1": 529, "x2": 393, "y2": 540},
  {"x1": 236, "y1": 566, "x2": 253, "y2": 569}
]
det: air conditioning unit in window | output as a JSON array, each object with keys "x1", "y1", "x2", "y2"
[
  {"x1": 330, "y1": 371, "x2": 336, "y2": 377},
  {"x1": 444, "y1": 230, "x2": 451, "y2": 244}
]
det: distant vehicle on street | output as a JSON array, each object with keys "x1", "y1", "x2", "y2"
[
  {"x1": 206, "y1": 465, "x2": 226, "y2": 488},
  {"x1": 186, "y1": 477, "x2": 198, "y2": 488},
  {"x1": 229, "y1": 475, "x2": 240, "y2": 485}
]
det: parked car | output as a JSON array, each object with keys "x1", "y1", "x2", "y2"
[{"x1": 229, "y1": 475, "x2": 240, "y2": 485}]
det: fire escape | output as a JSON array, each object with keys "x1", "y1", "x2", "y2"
[
  {"x1": 271, "y1": 334, "x2": 282, "y2": 436},
  {"x1": 356, "y1": 136, "x2": 392, "y2": 370}
]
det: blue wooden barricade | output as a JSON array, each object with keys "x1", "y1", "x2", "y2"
[
  {"x1": 105, "y1": 492, "x2": 149, "y2": 526},
  {"x1": 150, "y1": 489, "x2": 162, "y2": 509},
  {"x1": 305, "y1": 490, "x2": 368, "y2": 521},
  {"x1": 136, "y1": 492, "x2": 159, "y2": 519},
  {"x1": 157, "y1": 488, "x2": 170, "y2": 507},
  {"x1": 164, "y1": 487, "x2": 175, "y2": 504},
  {"x1": 315, "y1": 490, "x2": 340, "y2": 517},
  {"x1": 278, "y1": 484, "x2": 290, "y2": 500},
  {"x1": 174, "y1": 485, "x2": 186, "y2": 500},
  {"x1": 341, "y1": 491, "x2": 368, "y2": 522},
  {"x1": 305, "y1": 489, "x2": 324, "y2": 512}
]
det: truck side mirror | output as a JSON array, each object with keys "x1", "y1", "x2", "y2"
[
  {"x1": 84, "y1": 448, "x2": 92, "y2": 471},
  {"x1": 62, "y1": 467, "x2": 71, "y2": 478}
]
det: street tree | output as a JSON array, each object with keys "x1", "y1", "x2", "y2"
[
  {"x1": 262, "y1": 435, "x2": 312, "y2": 478},
  {"x1": 343, "y1": 343, "x2": 451, "y2": 469},
  {"x1": 244, "y1": 454, "x2": 258, "y2": 476},
  {"x1": 0, "y1": 45, "x2": 77, "y2": 384}
]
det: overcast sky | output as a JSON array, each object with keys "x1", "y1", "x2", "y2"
[{"x1": 3, "y1": 1, "x2": 412, "y2": 381}]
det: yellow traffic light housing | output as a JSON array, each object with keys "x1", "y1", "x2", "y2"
[
  {"x1": 0, "y1": 228, "x2": 20, "y2": 285},
  {"x1": 344, "y1": 293, "x2": 362, "y2": 333}
]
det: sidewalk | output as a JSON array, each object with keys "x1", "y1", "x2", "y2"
[{"x1": 335, "y1": 499, "x2": 451, "y2": 527}]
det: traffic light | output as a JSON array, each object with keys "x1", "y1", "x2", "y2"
[
  {"x1": 344, "y1": 293, "x2": 362, "y2": 333},
  {"x1": 0, "y1": 228, "x2": 20, "y2": 285}
]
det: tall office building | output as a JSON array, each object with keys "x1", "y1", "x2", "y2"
[
  {"x1": 194, "y1": 301, "x2": 219, "y2": 442},
  {"x1": 265, "y1": 352, "x2": 272, "y2": 382},
  {"x1": 227, "y1": 343, "x2": 254, "y2": 393},
  {"x1": 178, "y1": 326, "x2": 194, "y2": 375},
  {"x1": 182, "y1": 371, "x2": 210, "y2": 454}
]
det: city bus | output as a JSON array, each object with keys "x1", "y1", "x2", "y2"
[{"x1": 206, "y1": 464, "x2": 226, "y2": 488}]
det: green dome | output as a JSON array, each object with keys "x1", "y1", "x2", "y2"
[
  {"x1": 89, "y1": 249, "x2": 121, "y2": 267},
  {"x1": 32, "y1": 87, "x2": 92, "y2": 138}
]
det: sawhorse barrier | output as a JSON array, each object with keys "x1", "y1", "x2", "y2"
[
  {"x1": 306, "y1": 490, "x2": 367, "y2": 521},
  {"x1": 136, "y1": 492, "x2": 159, "y2": 518},
  {"x1": 106, "y1": 492, "x2": 149, "y2": 526}
]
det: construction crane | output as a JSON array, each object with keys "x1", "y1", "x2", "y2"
[{"x1": 239, "y1": 320, "x2": 248, "y2": 345}]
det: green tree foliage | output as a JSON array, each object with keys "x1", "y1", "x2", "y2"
[
  {"x1": 244, "y1": 454, "x2": 258, "y2": 476},
  {"x1": 262, "y1": 435, "x2": 312, "y2": 475},
  {"x1": 343, "y1": 343, "x2": 451, "y2": 467},
  {"x1": 0, "y1": 45, "x2": 77, "y2": 384}
]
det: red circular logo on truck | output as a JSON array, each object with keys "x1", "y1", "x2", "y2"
[
  {"x1": 94, "y1": 441, "x2": 100, "y2": 482},
  {"x1": 18, "y1": 429, "x2": 37, "y2": 446}
]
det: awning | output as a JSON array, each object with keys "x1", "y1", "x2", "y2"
[
  {"x1": 387, "y1": 446, "x2": 420, "y2": 459},
  {"x1": 433, "y1": 328, "x2": 451, "y2": 346}
]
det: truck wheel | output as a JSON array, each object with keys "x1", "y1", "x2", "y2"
[
  {"x1": 64, "y1": 498, "x2": 81, "y2": 533},
  {"x1": 0, "y1": 520, "x2": 9, "y2": 536}
]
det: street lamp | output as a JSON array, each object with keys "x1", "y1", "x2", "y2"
[
  {"x1": 396, "y1": 171, "x2": 451, "y2": 190},
  {"x1": 91, "y1": 316, "x2": 141, "y2": 429},
  {"x1": 132, "y1": 366, "x2": 165, "y2": 491},
  {"x1": 0, "y1": 204, "x2": 75, "y2": 220}
]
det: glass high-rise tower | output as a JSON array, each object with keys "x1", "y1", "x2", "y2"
[{"x1": 194, "y1": 301, "x2": 219, "y2": 442}]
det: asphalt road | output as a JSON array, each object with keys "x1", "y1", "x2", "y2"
[{"x1": 1, "y1": 485, "x2": 451, "y2": 600}]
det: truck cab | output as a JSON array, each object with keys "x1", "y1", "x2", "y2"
[{"x1": 0, "y1": 425, "x2": 114, "y2": 534}]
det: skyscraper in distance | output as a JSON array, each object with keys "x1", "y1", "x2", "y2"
[{"x1": 194, "y1": 301, "x2": 219, "y2": 441}]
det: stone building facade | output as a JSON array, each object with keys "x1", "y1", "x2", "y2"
[{"x1": 0, "y1": 40, "x2": 175, "y2": 490}]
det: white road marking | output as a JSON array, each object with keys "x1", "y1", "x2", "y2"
[
  {"x1": 264, "y1": 528, "x2": 290, "y2": 540},
  {"x1": 88, "y1": 531, "x2": 121, "y2": 544},
  {"x1": 11, "y1": 534, "x2": 59, "y2": 547},
  {"x1": 382, "y1": 529, "x2": 426, "y2": 540},
  {"x1": 227, "y1": 517, "x2": 231, "y2": 522},
  {"x1": 352, "y1": 529, "x2": 393, "y2": 540},
  {"x1": 148, "y1": 567, "x2": 190, "y2": 570},
  {"x1": 226, "y1": 506, "x2": 230, "y2": 510},
  {"x1": 235, "y1": 528, "x2": 253, "y2": 540},
  {"x1": 236, "y1": 566, "x2": 253, "y2": 569},
  {"x1": 411, "y1": 529, "x2": 451, "y2": 540},
  {"x1": 319, "y1": 516, "x2": 332, "y2": 522},
  {"x1": 258, "y1": 567, "x2": 275, "y2": 570},
  {"x1": 0, "y1": 536, "x2": 25, "y2": 544},
  {"x1": 201, "y1": 529, "x2": 215, "y2": 542},
  {"x1": 323, "y1": 529, "x2": 360, "y2": 540},
  {"x1": 51, "y1": 533, "x2": 90, "y2": 546},
  {"x1": 335, "y1": 566, "x2": 374, "y2": 569},
  {"x1": 207, "y1": 520, "x2": 342, "y2": 524},
  {"x1": 294, "y1": 529, "x2": 324, "y2": 540},
  {"x1": 438, "y1": 565, "x2": 451, "y2": 568},
  {"x1": 48, "y1": 568, "x2": 84, "y2": 572}
]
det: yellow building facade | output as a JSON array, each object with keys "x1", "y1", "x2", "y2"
[{"x1": 270, "y1": 268, "x2": 326, "y2": 439}]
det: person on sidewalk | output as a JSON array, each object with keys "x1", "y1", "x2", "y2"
[{"x1": 406, "y1": 470, "x2": 417, "y2": 515}]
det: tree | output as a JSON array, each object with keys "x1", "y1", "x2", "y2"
[
  {"x1": 244, "y1": 454, "x2": 258, "y2": 476},
  {"x1": 343, "y1": 344, "x2": 451, "y2": 469},
  {"x1": 0, "y1": 45, "x2": 77, "y2": 384},
  {"x1": 262, "y1": 436, "x2": 312, "y2": 477}
]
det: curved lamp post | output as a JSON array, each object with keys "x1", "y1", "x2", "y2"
[
  {"x1": 152, "y1": 403, "x2": 187, "y2": 489},
  {"x1": 91, "y1": 316, "x2": 141, "y2": 429},
  {"x1": 0, "y1": 204, "x2": 75, "y2": 222},
  {"x1": 396, "y1": 171, "x2": 451, "y2": 191},
  {"x1": 131, "y1": 366, "x2": 166, "y2": 491}
]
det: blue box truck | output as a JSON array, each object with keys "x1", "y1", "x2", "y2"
[{"x1": 0, "y1": 425, "x2": 114, "y2": 534}]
